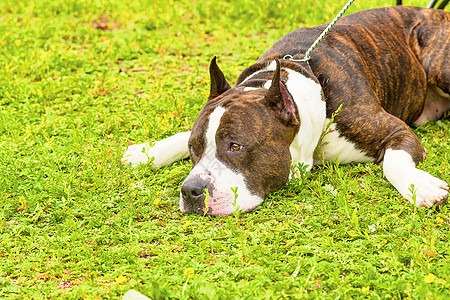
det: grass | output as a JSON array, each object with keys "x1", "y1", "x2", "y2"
[{"x1": 0, "y1": 0, "x2": 449, "y2": 298}]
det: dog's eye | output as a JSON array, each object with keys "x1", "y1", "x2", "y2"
[
  {"x1": 189, "y1": 144, "x2": 196, "y2": 156},
  {"x1": 230, "y1": 143, "x2": 243, "y2": 152}
]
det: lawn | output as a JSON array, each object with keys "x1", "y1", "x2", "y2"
[{"x1": 0, "y1": 0, "x2": 449, "y2": 298}]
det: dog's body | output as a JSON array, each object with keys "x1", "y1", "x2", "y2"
[{"x1": 122, "y1": 6, "x2": 449, "y2": 216}]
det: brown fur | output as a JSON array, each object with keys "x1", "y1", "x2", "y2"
[{"x1": 257, "y1": 6, "x2": 449, "y2": 164}]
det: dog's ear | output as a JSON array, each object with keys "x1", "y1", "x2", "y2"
[
  {"x1": 263, "y1": 59, "x2": 299, "y2": 126},
  {"x1": 209, "y1": 56, "x2": 231, "y2": 100}
]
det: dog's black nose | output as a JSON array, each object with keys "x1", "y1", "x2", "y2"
[
  {"x1": 181, "y1": 180, "x2": 205, "y2": 201},
  {"x1": 181, "y1": 178, "x2": 212, "y2": 214}
]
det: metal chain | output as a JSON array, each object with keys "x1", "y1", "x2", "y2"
[{"x1": 283, "y1": 0, "x2": 356, "y2": 62}]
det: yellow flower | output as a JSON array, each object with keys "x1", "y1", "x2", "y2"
[
  {"x1": 18, "y1": 196, "x2": 26, "y2": 205},
  {"x1": 424, "y1": 273, "x2": 436, "y2": 284},
  {"x1": 182, "y1": 221, "x2": 192, "y2": 228},
  {"x1": 153, "y1": 198, "x2": 160, "y2": 205},
  {"x1": 15, "y1": 39, "x2": 22, "y2": 46},
  {"x1": 361, "y1": 286, "x2": 370, "y2": 294},
  {"x1": 115, "y1": 275, "x2": 127, "y2": 284},
  {"x1": 129, "y1": 42, "x2": 140, "y2": 49},
  {"x1": 436, "y1": 217, "x2": 444, "y2": 224},
  {"x1": 183, "y1": 268, "x2": 194, "y2": 277}
]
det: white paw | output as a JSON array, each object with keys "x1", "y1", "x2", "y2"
[
  {"x1": 121, "y1": 142, "x2": 151, "y2": 167},
  {"x1": 401, "y1": 169, "x2": 448, "y2": 208},
  {"x1": 121, "y1": 132, "x2": 191, "y2": 168},
  {"x1": 383, "y1": 149, "x2": 448, "y2": 208}
]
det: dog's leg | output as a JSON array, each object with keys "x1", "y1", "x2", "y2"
[
  {"x1": 360, "y1": 113, "x2": 449, "y2": 208},
  {"x1": 383, "y1": 148, "x2": 448, "y2": 207},
  {"x1": 333, "y1": 102, "x2": 448, "y2": 207},
  {"x1": 121, "y1": 131, "x2": 191, "y2": 168}
]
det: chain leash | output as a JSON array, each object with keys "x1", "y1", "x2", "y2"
[{"x1": 283, "y1": 0, "x2": 356, "y2": 62}]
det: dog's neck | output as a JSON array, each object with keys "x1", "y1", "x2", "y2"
[{"x1": 237, "y1": 60, "x2": 327, "y2": 171}]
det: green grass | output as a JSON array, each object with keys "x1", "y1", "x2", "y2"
[{"x1": 1, "y1": 0, "x2": 449, "y2": 298}]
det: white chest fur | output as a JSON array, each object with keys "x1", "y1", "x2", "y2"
[
  {"x1": 316, "y1": 122, "x2": 374, "y2": 164},
  {"x1": 277, "y1": 64, "x2": 373, "y2": 169},
  {"x1": 282, "y1": 68, "x2": 326, "y2": 171}
]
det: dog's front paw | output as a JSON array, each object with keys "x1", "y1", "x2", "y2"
[
  {"x1": 404, "y1": 169, "x2": 449, "y2": 208},
  {"x1": 383, "y1": 149, "x2": 448, "y2": 208},
  {"x1": 121, "y1": 132, "x2": 191, "y2": 168},
  {"x1": 121, "y1": 143, "x2": 151, "y2": 167}
]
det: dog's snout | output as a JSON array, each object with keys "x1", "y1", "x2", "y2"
[
  {"x1": 181, "y1": 179, "x2": 206, "y2": 201},
  {"x1": 181, "y1": 178, "x2": 213, "y2": 214}
]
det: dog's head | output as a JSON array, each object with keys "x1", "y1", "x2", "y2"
[{"x1": 180, "y1": 58, "x2": 301, "y2": 216}]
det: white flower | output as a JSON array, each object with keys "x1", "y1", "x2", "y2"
[{"x1": 368, "y1": 221, "x2": 379, "y2": 232}]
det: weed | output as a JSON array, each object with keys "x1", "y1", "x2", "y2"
[
  {"x1": 314, "y1": 103, "x2": 343, "y2": 161},
  {"x1": 230, "y1": 186, "x2": 243, "y2": 220},
  {"x1": 203, "y1": 188, "x2": 210, "y2": 216}
]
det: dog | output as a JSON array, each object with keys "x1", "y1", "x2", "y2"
[{"x1": 122, "y1": 6, "x2": 449, "y2": 216}]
